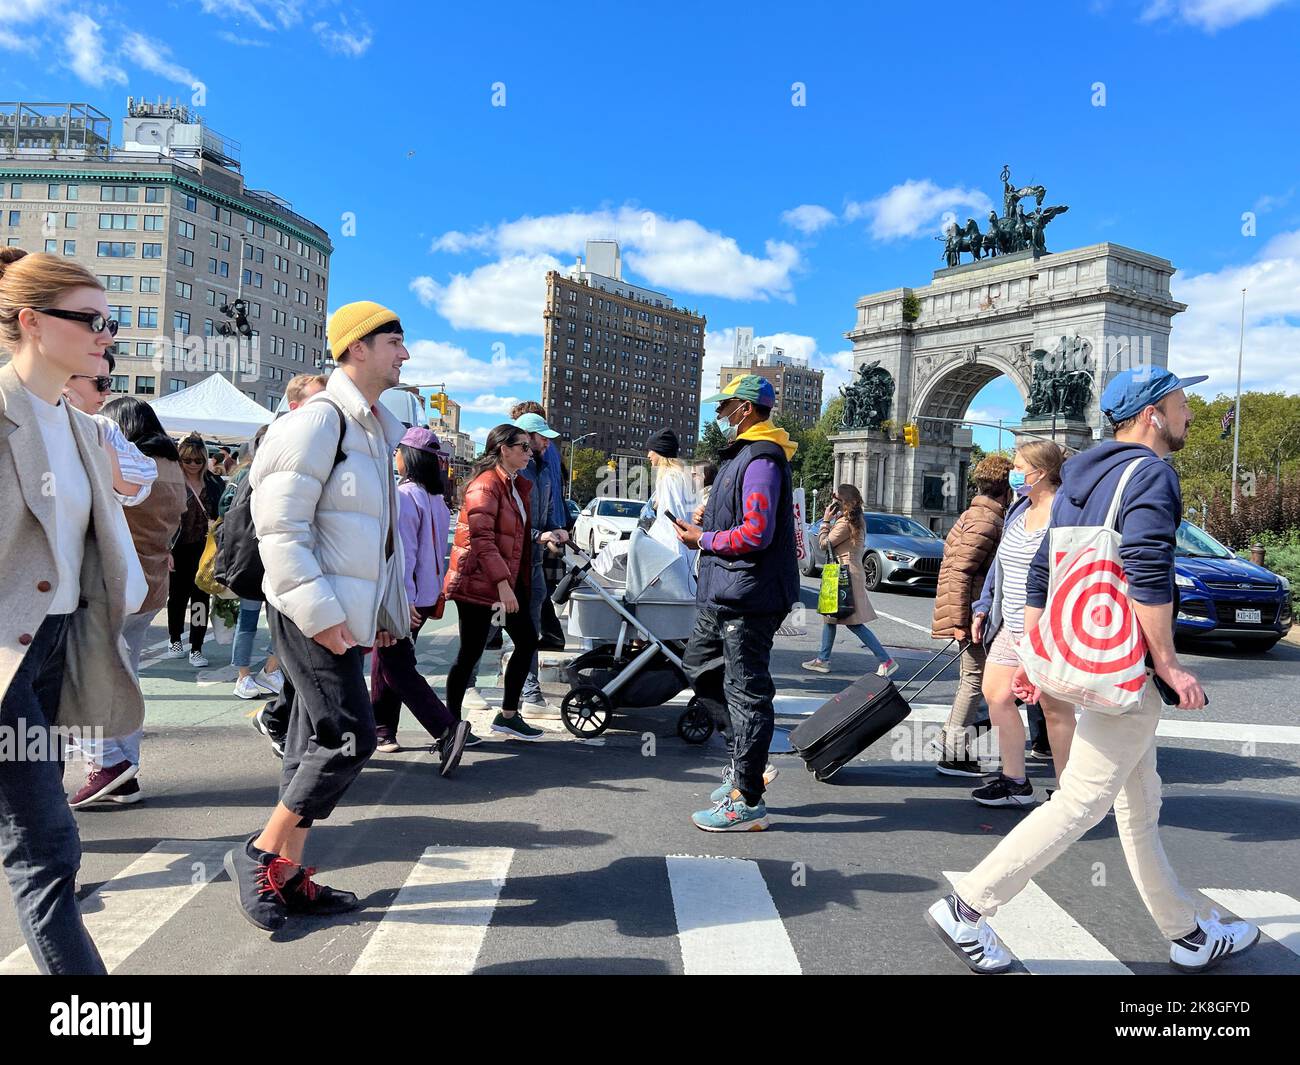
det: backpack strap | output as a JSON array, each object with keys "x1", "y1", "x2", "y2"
[
  {"x1": 305, "y1": 394, "x2": 349, "y2": 469},
  {"x1": 1104, "y1": 457, "x2": 1154, "y2": 532}
]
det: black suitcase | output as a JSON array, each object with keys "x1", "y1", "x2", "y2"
[{"x1": 790, "y1": 639, "x2": 964, "y2": 781}]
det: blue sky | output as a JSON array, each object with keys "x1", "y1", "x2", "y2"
[{"x1": 4, "y1": 0, "x2": 1300, "y2": 450}]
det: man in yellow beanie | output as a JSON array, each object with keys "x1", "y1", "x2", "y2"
[{"x1": 225, "y1": 301, "x2": 411, "y2": 934}]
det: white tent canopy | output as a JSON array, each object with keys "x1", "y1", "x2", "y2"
[{"x1": 149, "y1": 373, "x2": 274, "y2": 440}]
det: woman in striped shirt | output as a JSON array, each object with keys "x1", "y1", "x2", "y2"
[{"x1": 969, "y1": 440, "x2": 1074, "y2": 808}]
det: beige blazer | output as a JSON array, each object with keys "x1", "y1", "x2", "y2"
[
  {"x1": 819, "y1": 514, "x2": 878, "y2": 627},
  {"x1": 0, "y1": 362, "x2": 146, "y2": 736}
]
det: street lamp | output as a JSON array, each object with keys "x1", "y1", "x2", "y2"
[{"x1": 568, "y1": 432, "x2": 596, "y2": 504}]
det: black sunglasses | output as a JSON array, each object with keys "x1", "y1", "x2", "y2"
[
  {"x1": 70, "y1": 374, "x2": 113, "y2": 393},
  {"x1": 36, "y1": 308, "x2": 119, "y2": 337},
  {"x1": 507, "y1": 439, "x2": 532, "y2": 451}
]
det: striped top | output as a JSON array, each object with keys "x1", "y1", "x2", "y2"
[
  {"x1": 997, "y1": 507, "x2": 1049, "y2": 633},
  {"x1": 93, "y1": 413, "x2": 158, "y2": 507}
]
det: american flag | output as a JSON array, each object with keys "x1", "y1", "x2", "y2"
[{"x1": 1220, "y1": 405, "x2": 1235, "y2": 439}]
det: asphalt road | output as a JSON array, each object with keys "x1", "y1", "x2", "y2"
[{"x1": 1, "y1": 575, "x2": 1296, "y2": 976}]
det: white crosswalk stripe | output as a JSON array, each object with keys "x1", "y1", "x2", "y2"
[
  {"x1": 943, "y1": 872, "x2": 1133, "y2": 975},
  {"x1": 350, "y1": 846, "x2": 514, "y2": 975},
  {"x1": 1199, "y1": 889, "x2": 1300, "y2": 959},
  {"x1": 0, "y1": 840, "x2": 229, "y2": 975},
  {"x1": 666, "y1": 855, "x2": 801, "y2": 975}
]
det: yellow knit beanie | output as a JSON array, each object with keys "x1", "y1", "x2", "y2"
[{"x1": 327, "y1": 300, "x2": 400, "y2": 360}]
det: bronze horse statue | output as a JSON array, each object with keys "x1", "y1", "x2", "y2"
[{"x1": 938, "y1": 218, "x2": 984, "y2": 267}]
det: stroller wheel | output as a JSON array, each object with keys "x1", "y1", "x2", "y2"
[
  {"x1": 561, "y1": 685, "x2": 613, "y2": 738},
  {"x1": 676, "y1": 697, "x2": 714, "y2": 745}
]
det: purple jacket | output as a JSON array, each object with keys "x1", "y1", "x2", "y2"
[{"x1": 397, "y1": 480, "x2": 445, "y2": 608}]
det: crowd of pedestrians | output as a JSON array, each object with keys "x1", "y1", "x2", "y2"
[{"x1": 0, "y1": 250, "x2": 1259, "y2": 975}]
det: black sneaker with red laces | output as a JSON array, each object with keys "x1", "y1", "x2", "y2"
[
  {"x1": 283, "y1": 866, "x2": 360, "y2": 916},
  {"x1": 224, "y1": 835, "x2": 294, "y2": 933}
]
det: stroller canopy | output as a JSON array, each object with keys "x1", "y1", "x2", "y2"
[{"x1": 624, "y1": 528, "x2": 695, "y2": 604}]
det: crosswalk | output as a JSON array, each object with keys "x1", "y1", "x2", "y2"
[{"x1": 2, "y1": 840, "x2": 1297, "y2": 975}]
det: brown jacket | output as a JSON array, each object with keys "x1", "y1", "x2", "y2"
[
  {"x1": 818, "y1": 515, "x2": 877, "y2": 626},
  {"x1": 931, "y1": 493, "x2": 1007, "y2": 640},
  {"x1": 124, "y1": 456, "x2": 187, "y2": 614},
  {"x1": 444, "y1": 465, "x2": 533, "y2": 607},
  {"x1": 0, "y1": 362, "x2": 146, "y2": 736}
]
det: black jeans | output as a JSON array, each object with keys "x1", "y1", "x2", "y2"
[
  {"x1": 267, "y1": 607, "x2": 377, "y2": 826},
  {"x1": 446, "y1": 576, "x2": 538, "y2": 718},
  {"x1": 0, "y1": 613, "x2": 106, "y2": 975},
  {"x1": 370, "y1": 608, "x2": 454, "y2": 738},
  {"x1": 682, "y1": 606, "x2": 784, "y2": 804},
  {"x1": 167, "y1": 539, "x2": 209, "y2": 652}
]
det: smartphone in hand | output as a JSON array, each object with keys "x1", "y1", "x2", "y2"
[{"x1": 663, "y1": 510, "x2": 683, "y2": 528}]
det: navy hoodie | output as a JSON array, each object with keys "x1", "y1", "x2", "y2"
[{"x1": 1026, "y1": 441, "x2": 1182, "y2": 610}]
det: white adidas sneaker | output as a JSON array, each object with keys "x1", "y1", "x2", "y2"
[
  {"x1": 462, "y1": 687, "x2": 491, "y2": 712},
  {"x1": 520, "y1": 699, "x2": 562, "y2": 720},
  {"x1": 1169, "y1": 911, "x2": 1260, "y2": 972},
  {"x1": 925, "y1": 895, "x2": 1014, "y2": 974}
]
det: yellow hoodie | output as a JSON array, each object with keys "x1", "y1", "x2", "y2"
[{"x1": 737, "y1": 419, "x2": 798, "y2": 461}]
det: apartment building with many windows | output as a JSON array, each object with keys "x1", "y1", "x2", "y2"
[
  {"x1": 0, "y1": 99, "x2": 331, "y2": 408},
  {"x1": 542, "y1": 240, "x2": 704, "y2": 457},
  {"x1": 717, "y1": 326, "x2": 824, "y2": 428}
]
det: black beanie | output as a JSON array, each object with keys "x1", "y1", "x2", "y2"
[{"x1": 645, "y1": 428, "x2": 680, "y2": 458}]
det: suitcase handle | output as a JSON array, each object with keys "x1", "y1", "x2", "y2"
[{"x1": 895, "y1": 637, "x2": 967, "y2": 702}]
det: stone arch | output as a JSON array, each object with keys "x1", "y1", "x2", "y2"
[{"x1": 912, "y1": 350, "x2": 1031, "y2": 428}]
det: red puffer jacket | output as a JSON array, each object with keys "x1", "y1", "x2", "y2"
[{"x1": 444, "y1": 466, "x2": 533, "y2": 607}]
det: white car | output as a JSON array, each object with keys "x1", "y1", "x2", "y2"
[{"x1": 573, "y1": 497, "x2": 645, "y2": 556}]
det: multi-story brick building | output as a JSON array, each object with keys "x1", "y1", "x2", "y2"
[
  {"x1": 717, "y1": 326, "x2": 824, "y2": 427},
  {"x1": 542, "y1": 240, "x2": 704, "y2": 456},
  {"x1": 0, "y1": 99, "x2": 331, "y2": 408}
]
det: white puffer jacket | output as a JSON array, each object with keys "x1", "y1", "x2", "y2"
[{"x1": 250, "y1": 370, "x2": 408, "y2": 644}]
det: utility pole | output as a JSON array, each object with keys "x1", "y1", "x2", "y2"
[{"x1": 1231, "y1": 288, "x2": 1246, "y2": 514}]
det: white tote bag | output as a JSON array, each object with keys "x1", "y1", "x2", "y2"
[{"x1": 1018, "y1": 458, "x2": 1154, "y2": 714}]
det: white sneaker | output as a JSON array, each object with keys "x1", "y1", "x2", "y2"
[
  {"x1": 162, "y1": 641, "x2": 186, "y2": 659},
  {"x1": 462, "y1": 687, "x2": 490, "y2": 712},
  {"x1": 520, "y1": 698, "x2": 561, "y2": 719},
  {"x1": 189, "y1": 650, "x2": 209, "y2": 668},
  {"x1": 877, "y1": 658, "x2": 899, "y2": 677},
  {"x1": 233, "y1": 675, "x2": 264, "y2": 700},
  {"x1": 925, "y1": 895, "x2": 1014, "y2": 974},
  {"x1": 1170, "y1": 910, "x2": 1260, "y2": 972},
  {"x1": 254, "y1": 669, "x2": 284, "y2": 694}
]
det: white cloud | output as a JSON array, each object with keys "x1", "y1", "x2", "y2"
[
  {"x1": 781, "y1": 204, "x2": 837, "y2": 235},
  {"x1": 460, "y1": 393, "x2": 524, "y2": 415},
  {"x1": 313, "y1": 16, "x2": 372, "y2": 57},
  {"x1": 196, "y1": 0, "x2": 304, "y2": 32},
  {"x1": 468, "y1": 425, "x2": 491, "y2": 444},
  {"x1": 65, "y1": 14, "x2": 126, "y2": 87},
  {"x1": 428, "y1": 206, "x2": 801, "y2": 302},
  {"x1": 0, "y1": 28, "x2": 37, "y2": 50},
  {"x1": 846, "y1": 179, "x2": 993, "y2": 241},
  {"x1": 123, "y1": 32, "x2": 198, "y2": 86},
  {"x1": 1169, "y1": 230, "x2": 1300, "y2": 395},
  {"x1": 1140, "y1": 0, "x2": 1287, "y2": 32},
  {"x1": 217, "y1": 30, "x2": 270, "y2": 47},
  {"x1": 703, "y1": 326, "x2": 848, "y2": 415},
  {"x1": 0, "y1": 0, "x2": 58, "y2": 20},
  {"x1": 402, "y1": 339, "x2": 535, "y2": 392},
  {"x1": 410, "y1": 253, "x2": 563, "y2": 335}
]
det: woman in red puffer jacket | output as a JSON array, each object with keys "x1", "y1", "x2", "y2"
[{"x1": 443, "y1": 422, "x2": 543, "y2": 743}]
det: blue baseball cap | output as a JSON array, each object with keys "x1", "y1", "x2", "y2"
[
  {"x1": 1101, "y1": 367, "x2": 1208, "y2": 423},
  {"x1": 510, "y1": 411, "x2": 559, "y2": 438}
]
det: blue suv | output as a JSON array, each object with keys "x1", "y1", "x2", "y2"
[{"x1": 1175, "y1": 520, "x2": 1292, "y2": 652}]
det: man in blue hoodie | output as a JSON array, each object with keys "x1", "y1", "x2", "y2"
[{"x1": 927, "y1": 367, "x2": 1261, "y2": 974}]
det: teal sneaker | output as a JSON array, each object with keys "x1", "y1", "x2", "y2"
[
  {"x1": 692, "y1": 790, "x2": 770, "y2": 832},
  {"x1": 490, "y1": 711, "x2": 543, "y2": 741},
  {"x1": 710, "y1": 762, "x2": 781, "y2": 803}
]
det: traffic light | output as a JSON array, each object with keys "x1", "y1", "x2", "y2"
[
  {"x1": 430, "y1": 391, "x2": 448, "y2": 417},
  {"x1": 606, "y1": 459, "x2": 616, "y2": 471},
  {"x1": 903, "y1": 423, "x2": 919, "y2": 447}
]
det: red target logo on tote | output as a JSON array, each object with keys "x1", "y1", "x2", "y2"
[{"x1": 1019, "y1": 458, "x2": 1154, "y2": 713}]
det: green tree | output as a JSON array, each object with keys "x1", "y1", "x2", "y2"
[
  {"x1": 569, "y1": 447, "x2": 608, "y2": 505},
  {"x1": 1175, "y1": 391, "x2": 1300, "y2": 512},
  {"x1": 773, "y1": 411, "x2": 808, "y2": 482},
  {"x1": 696, "y1": 419, "x2": 728, "y2": 463}
]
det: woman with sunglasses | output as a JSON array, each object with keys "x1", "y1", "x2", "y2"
[
  {"x1": 443, "y1": 423, "x2": 544, "y2": 742},
  {"x1": 62, "y1": 347, "x2": 157, "y2": 506},
  {"x1": 166, "y1": 433, "x2": 223, "y2": 668},
  {"x1": 0, "y1": 249, "x2": 146, "y2": 974}
]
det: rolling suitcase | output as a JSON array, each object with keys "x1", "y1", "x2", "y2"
[{"x1": 790, "y1": 638, "x2": 965, "y2": 781}]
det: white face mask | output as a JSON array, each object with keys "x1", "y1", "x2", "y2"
[{"x1": 717, "y1": 403, "x2": 746, "y2": 441}]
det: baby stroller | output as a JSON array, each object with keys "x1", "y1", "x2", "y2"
[{"x1": 551, "y1": 529, "x2": 712, "y2": 743}]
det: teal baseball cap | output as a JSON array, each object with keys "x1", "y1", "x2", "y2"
[
  {"x1": 510, "y1": 411, "x2": 559, "y2": 438},
  {"x1": 702, "y1": 373, "x2": 777, "y2": 407}
]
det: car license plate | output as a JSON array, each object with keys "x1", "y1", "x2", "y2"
[{"x1": 1236, "y1": 608, "x2": 1262, "y2": 624}]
